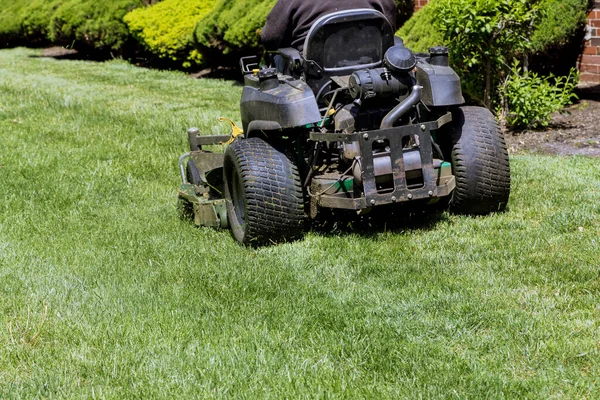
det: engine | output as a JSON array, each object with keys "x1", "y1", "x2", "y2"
[
  {"x1": 336, "y1": 45, "x2": 428, "y2": 192},
  {"x1": 347, "y1": 45, "x2": 417, "y2": 103}
]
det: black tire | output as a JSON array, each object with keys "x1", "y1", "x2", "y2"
[
  {"x1": 223, "y1": 137, "x2": 305, "y2": 245},
  {"x1": 441, "y1": 106, "x2": 511, "y2": 215}
]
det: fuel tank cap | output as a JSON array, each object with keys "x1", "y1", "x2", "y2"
[{"x1": 384, "y1": 45, "x2": 417, "y2": 73}]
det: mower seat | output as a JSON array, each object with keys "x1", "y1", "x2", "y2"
[{"x1": 296, "y1": 9, "x2": 395, "y2": 95}]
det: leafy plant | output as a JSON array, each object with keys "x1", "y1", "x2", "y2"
[
  {"x1": 194, "y1": 0, "x2": 277, "y2": 54},
  {"x1": 0, "y1": 0, "x2": 144, "y2": 51},
  {"x1": 0, "y1": 0, "x2": 31, "y2": 41},
  {"x1": 21, "y1": 0, "x2": 64, "y2": 40},
  {"x1": 499, "y1": 64, "x2": 579, "y2": 129},
  {"x1": 532, "y1": 0, "x2": 590, "y2": 51},
  {"x1": 434, "y1": 0, "x2": 538, "y2": 108},
  {"x1": 398, "y1": 0, "x2": 591, "y2": 117},
  {"x1": 396, "y1": 4, "x2": 444, "y2": 52},
  {"x1": 124, "y1": 0, "x2": 217, "y2": 68},
  {"x1": 47, "y1": 0, "x2": 143, "y2": 51}
]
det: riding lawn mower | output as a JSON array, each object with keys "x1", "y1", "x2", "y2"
[{"x1": 177, "y1": 9, "x2": 511, "y2": 245}]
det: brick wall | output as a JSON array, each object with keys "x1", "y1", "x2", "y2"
[
  {"x1": 581, "y1": 1, "x2": 600, "y2": 83},
  {"x1": 414, "y1": 0, "x2": 429, "y2": 11}
]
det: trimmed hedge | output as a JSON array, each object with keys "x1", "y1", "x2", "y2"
[
  {"x1": 0, "y1": 0, "x2": 31, "y2": 44},
  {"x1": 124, "y1": 0, "x2": 216, "y2": 68},
  {"x1": 398, "y1": 0, "x2": 590, "y2": 55},
  {"x1": 397, "y1": 0, "x2": 585, "y2": 127},
  {"x1": 194, "y1": 0, "x2": 415, "y2": 56},
  {"x1": 48, "y1": 0, "x2": 143, "y2": 51},
  {"x1": 1, "y1": 0, "x2": 417, "y2": 67},
  {"x1": 0, "y1": 0, "x2": 143, "y2": 52},
  {"x1": 396, "y1": 5, "x2": 443, "y2": 53},
  {"x1": 532, "y1": 0, "x2": 591, "y2": 51},
  {"x1": 21, "y1": 1, "x2": 61, "y2": 41},
  {"x1": 194, "y1": 0, "x2": 276, "y2": 54}
]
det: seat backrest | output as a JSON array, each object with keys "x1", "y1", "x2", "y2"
[{"x1": 302, "y1": 9, "x2": 395, "y2": 93}]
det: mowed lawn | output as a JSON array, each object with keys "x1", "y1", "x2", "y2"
[{"x1": 0, "y1": 47, "x2": 599, "y2": 398}]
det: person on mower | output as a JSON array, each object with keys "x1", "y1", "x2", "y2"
[{"x1": 261, "y1": 0, "x2": 397, "y2": 52}]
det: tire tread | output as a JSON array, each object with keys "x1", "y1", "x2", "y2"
[
  {"x1": 224, "y1": 137, "x2": 304, "y2": 245},
  {"x1": 447, "y1": 106, "x2": 511, "y2": 215}
]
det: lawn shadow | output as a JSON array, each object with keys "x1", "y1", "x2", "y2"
[
  {"x1": 309, "y1": 203, "x2": 451, "y2": 240},
  {"x1": 29, "y1": 46, "x2": 109, "y2": 62},
  {"x1": 30, "y1": 46, "x2": 244, "y2": 81}
]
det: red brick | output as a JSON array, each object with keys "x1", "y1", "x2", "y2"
[
  {"x1": 581, "y1": 54, "x2": 600, "y2": 64},
  {"x1": 591, "y1": 20, "x2": 600, "y2": 28},
  {"x1": 414, "y1": 0, "x2": 430, "y2": 10},
  {"x1": 580, "y1": 64, "x2": 599, "y2": 73},
  {"x1": 584, "y1": 46, "x2": 599, "y2": 55},
  {"x1": 579, "y1": 72, "x2": 600, "y2": 83}
]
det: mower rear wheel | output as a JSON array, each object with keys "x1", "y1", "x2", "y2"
[
  {"x1": 223, "y1": 137, "x2": 305, "y2": 245},
  {"x1": 442, "y1": 106, "x2": 511, "y2": 215}
]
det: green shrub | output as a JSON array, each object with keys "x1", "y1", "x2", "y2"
[
  {"x1": 399, "y1": 0, "x2": 591, "y2": 55},
  {"x1": 124, "y1": 0, "x2": 216, "y2": 68},
  {"x1": 194, "y1": 0, "x2": 415, "y2": 57},
  {"x1": 398, "y1": 0, "x2": 587, "y2": 123},
  {"x1": 0, "y1": 0, "x2": 145, "y2": 51},
  {"x1": 0, "y1": 0, "x2": 30, "y2": 42},
  {"x1": 532, "y1": 0, "x2": 590, "y2": 51},
  {"x1": 499, "y1": 64, "x2": 579, "y2": 129},
  {"x1": 194, "y1": 0, "x2": 276, "y2": 54},
  {"x1": 20, "y1": 0, "x2": 63, "y2": 40},
  {"x1": 396, "y1": 4, "x2": 444, "y2": 52},
  {"x1": 46, "y1": 0, "x2": 143, "y2": 51},
  {"x1": 435, "y1": 0, "x2": 538, "y2": 108}
]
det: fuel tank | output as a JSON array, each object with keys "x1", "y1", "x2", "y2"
[{"x1": 240, "y1": 68, "x2": 321, "y2": 134}]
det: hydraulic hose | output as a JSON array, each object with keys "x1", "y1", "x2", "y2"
[{"x1": 380, "y1": 85, "x2": 423, "y2": 129}]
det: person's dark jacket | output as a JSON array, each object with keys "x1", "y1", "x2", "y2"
[{"x1": 261, "y1": 0, "x2": 397, "y2": 52}]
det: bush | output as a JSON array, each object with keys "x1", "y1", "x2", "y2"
[
  {"x1": 532, "y1": 0, "x2": 590, "y2": 51},
  {"x1": 399, "y1": 0, "x2": 591, "y2": 53},
  {"x1": 500, "y1": 65, "x2": 579, "y2": 129},
  {"x1": 0, "y1": 0, "x2": 145, "y2": 52},
  {"x1": 396, "y1": 5, "x2": 444, "y2": 52},
  {"x1": 194, "y1": 0, "x2": 415, "y2": 61},
  {"x1": 194, "y1": 0, "x2": 276, "y2": 55},
  {"x1": 435, "y1": 0, "x2": 538, "y2": 108},
  {"x1": 529, "y1": 0, "x2": 592, "y2": 77},
  {"x1": 124, "y1": 0, "x2": 216, "y2": 68},
  {"x1": 398, "y1": 0, "x2": 587, "y2": 110},
  {"x1": 0, "y1": 0, "x2": 30, "y2": 44},
  {"x1": 394, "y1": 0, "x2": 417, "y2": 27},
  {"x1": 20, "y1": 1, "x2": 62, "y2": 41},
  {"x1": 47, "y1": 0, "x2": 143, "y2": 51}
]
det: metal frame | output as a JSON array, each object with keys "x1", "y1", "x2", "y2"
[{"x1": 309, "y1": 113, "x2": 454, "y2": 210}]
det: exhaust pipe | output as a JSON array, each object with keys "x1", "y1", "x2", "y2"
[{"x1": 380, "y1": 85, "x2": 422, "y2": 129}]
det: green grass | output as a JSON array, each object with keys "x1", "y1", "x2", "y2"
[{"x1": 0, "y1": 47, "x2": 599, "y2": 398}]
